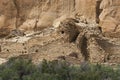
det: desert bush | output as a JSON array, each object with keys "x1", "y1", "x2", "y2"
[{"x1": 0, "y1": 57, "x2": 120, "y2": 80}]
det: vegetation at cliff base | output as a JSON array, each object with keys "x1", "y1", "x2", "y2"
[{"x1": 0, "y1": 57, "x2": 120, "y2": 80}]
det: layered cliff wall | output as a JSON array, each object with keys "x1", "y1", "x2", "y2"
[
  {"x1": 0, "y1": 0, "x2": 97, "y2": 33},
  {"x1": 0, "y1": 0, "x2": 120, "y2": 38}
]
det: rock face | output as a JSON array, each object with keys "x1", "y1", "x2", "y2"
[
  {"x1": 0, "y1": 0, "x2": 120, "y2": 64},
  {"x1": 0, "y1": 0, "x2": 120, "y2": 38},
  {"x1": 57, "y1": 18, "x2": 120, "y2": 63},
  {"x1": 0, "y1": 0, "x2": 97, "y2": 36},
  {"x1": 75, "y1": 0, "x2": 97, "y2": 22},
  {"x1": 99, "y1": 0, "x2": 120, "y2": 37}
]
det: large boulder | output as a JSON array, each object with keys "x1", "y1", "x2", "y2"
[{"x1": 99, "y1": 0, "x2": 120, "y2": 38}]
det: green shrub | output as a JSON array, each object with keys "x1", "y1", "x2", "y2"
[
  {"x1": 0, "y1": 57, "x2": 36, "y2": 80},
  {"x1": 0, "y1": 57, "x2": 120, "y2": 80}
]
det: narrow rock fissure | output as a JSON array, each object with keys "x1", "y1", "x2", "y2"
[
  {"x1": 13, "y1": 0, "x2": 20, "y2": 29},
  {"x1": 81, "y1": 36, "x2": 89, "y2": 61},
  {"x1": 96, "y1": 0, "x2": 102, "y2": 23}
]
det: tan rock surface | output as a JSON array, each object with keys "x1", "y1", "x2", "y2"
[
  {"x1": 0, "y1": 0, "x2": 120, "y2": 65},
  {"x1": 75, "y1": 0, "x2": 96, "y2": 22},
  {"x1": 0, "y1": 0, "x2": 98, "y2": 37},
  {"x1": 99, "y1": 0, "x2": 120, "y2": 37},
  {"x1": 0, "y1": 58, "x2": 7, "y2": 64}
]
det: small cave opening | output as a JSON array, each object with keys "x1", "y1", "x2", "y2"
[
  {"x1": 61, "y1": 31, "x2": 65, "y2": 34},
  {"x1": 35, "y1": 49, "x2": 39, "y2": 53}
]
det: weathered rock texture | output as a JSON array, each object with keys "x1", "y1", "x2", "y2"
[
  {"x1": 1, "y1": 18, "x2": 120, "y2": 65},
  {"x1": 0, "y1": 0, "x2": 120, "y2": 38},
  {"x1": 0, "y1": 0, "x2": 98, "y2": 35},
  {"x1": 75, "y1": 0, "x2": 97, "y2": 22},
  {"x1": 57, "y1": 18, "x2": 120, "y2": 63},
  {"x1": 99, "y1": 0, "x2": 120, "y2": 37},
  {"x1": 0, "y1": 0, "x2": 120, "y2": 64}
]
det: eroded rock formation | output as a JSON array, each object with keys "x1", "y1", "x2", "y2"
[
  {"x1": 99, "y1": 0, "x2": 120, "y2": 37},
  {"x1": 58, "y1": 18, "x2": 120, "y2": 63},
  {"x1": 0, "y1": 0, "x2": 98, "y2": 37},
  {"x1": 0, "y1": 0, "x2": 120, "y2": 38},
  {"x1": 0, "y1": 0, "x2": 120, "y2": 64}
]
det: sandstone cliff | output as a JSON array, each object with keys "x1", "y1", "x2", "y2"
[
  {"x1": 99, "y1": 0, "x2": 120, "y2": 37},
  {"x1": 0, "y1": 0, "x2": 120, "y2": 38},
  {"x1": 0, "y1": 0, "x2": 120, "y2": 65},
  {"x1": 0, "y1": 0, "x2": 97, "y2": 34}
]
